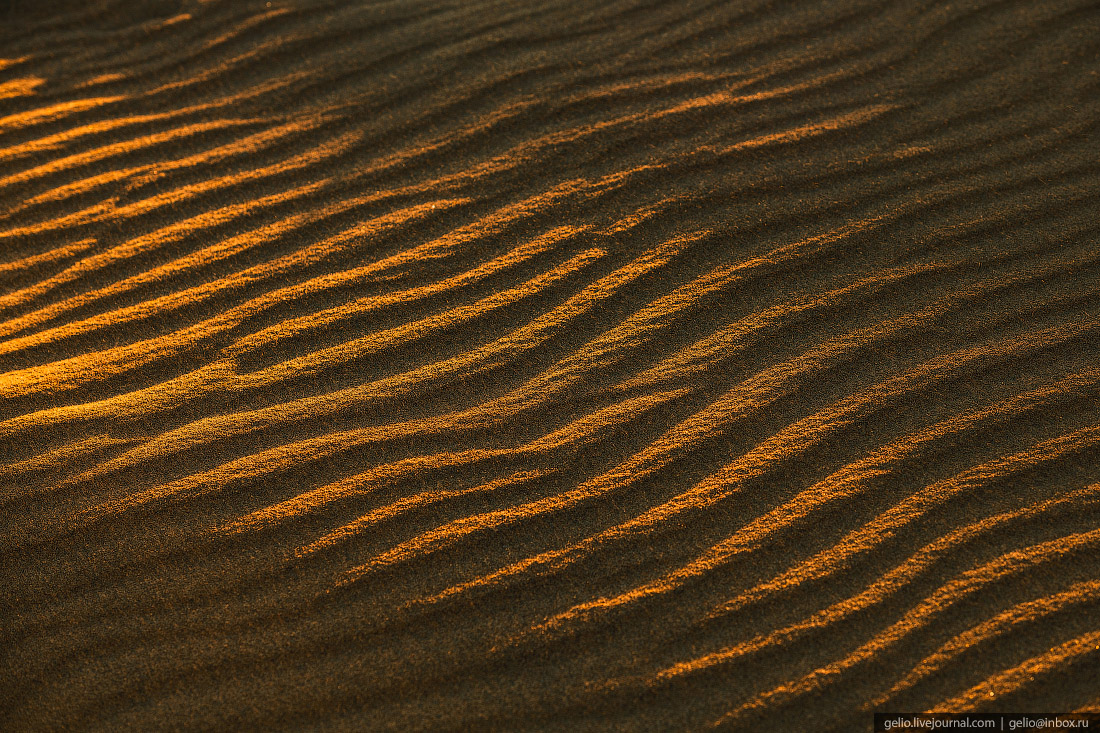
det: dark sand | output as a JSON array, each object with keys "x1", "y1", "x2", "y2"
[{"x1": 2, "y1": 0, "x2": 1100, "y2": 729}]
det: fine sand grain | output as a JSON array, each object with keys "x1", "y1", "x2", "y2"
[{"x1": 2, "y1": 0, "x2": 1099, "y2": 730}]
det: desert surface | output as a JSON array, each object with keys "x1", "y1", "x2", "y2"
[{"x1": 2, "y1": 0, "x2": 1100, "y2": 730}]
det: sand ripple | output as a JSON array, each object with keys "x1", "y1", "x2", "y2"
[{"x1": 2, "y1": 0, "x2": 1099, "y2": 729}]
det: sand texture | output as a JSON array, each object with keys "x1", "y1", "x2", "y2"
[{"x1": 2, "y1": 0, "x2": 1100, "y2": 730}]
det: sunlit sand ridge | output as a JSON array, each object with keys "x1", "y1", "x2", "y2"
[{"x1": 2, "y1": 0, "x2": 1099, "y2": 729}]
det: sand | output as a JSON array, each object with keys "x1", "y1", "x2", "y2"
[{"x1": 1, "y1": 0, "x2": 1099, "y2": 730}]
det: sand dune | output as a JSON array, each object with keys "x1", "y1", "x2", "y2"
[{"x1": 2, "y1": 0, "x2": 1100, "y2": 729}]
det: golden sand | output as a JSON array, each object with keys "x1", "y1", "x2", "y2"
[{"x1": 2, "y1": 0, "x2": 1099, "y2": 729}]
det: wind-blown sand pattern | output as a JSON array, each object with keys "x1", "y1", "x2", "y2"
[{"x1": 2, "y1": 0, "x2": 1100, "y2": 730}]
